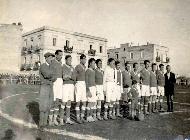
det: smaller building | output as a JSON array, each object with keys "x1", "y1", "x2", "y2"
[
  {"x1": 0, "y1": 23, "x2": 23, "y2": 73},
  {"x1": 107, "y1": 42, "x2": 170, "y2": 70}
]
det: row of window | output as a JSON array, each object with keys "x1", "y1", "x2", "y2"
[
  {"x1": 24, "y1": 37, "x2": 104, "y2": 53},
  {"x1": 115, "y1": 51, "x2": 144, "y2": 59}
]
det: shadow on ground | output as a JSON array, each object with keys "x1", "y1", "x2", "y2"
[{"x1": 26, "y1": 101, "x2": 40, "y2": 126}]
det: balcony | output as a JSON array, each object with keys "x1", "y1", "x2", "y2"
[
  {"x1": 25, "y1": 64, "x2": 33, "y2": 71},
  {"x1": 156, "y1": 56, "x2": 161, "y2": 62},
  {"x1": 20, "y1": 64, "x2": 26, "y2": 71},
  {"x1": 64, "y1": 45, "x2": 73, "y2": 53},
  {"x1": 88, "y1": 49, "x2": 96, "y2": 56},
  {"x1": 166, "y1": 57, "x2": 170, "y2": 63},
  {"x1": 21, "y1": 47, "x2": 28, "y2": 55},
  {"x1": 33, "y1": 61, "x2": 40, "y2": 71}
]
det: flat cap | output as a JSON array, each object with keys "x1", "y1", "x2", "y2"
[{"x1": 44, "y1": 52, "x2": 55, "y2": 58}]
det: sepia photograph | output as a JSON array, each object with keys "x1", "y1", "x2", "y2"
[{"x1": 0, "y1": 0, "x2": 190, "y2": 139}]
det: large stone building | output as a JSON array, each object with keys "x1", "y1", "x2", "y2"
[
  {"x1": 0, "y1": 23, "x2": 23, "y2": 73},
  {"x1": 107, "y1": 42, "x2": 170, "y2": 70},
  {"x1": 21, "y1": 26, "x2": 107, "y2": 74}
]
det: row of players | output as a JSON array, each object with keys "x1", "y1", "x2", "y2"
[{"x1": 39, "y1": 50, "x2": 175, "y2": 129}]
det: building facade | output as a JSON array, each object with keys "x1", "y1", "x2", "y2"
[
  {"x1": 0, "y1": 23, "x2": 23, "y2": 73},
  {"x1": 21, "y1": 26, "x2": 107, "y2": 74},
  {"x1": 107, "y1": 42, "x2": 170, "y2": 70}
]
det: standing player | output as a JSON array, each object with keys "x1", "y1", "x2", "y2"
[
  {"x1": 122, "y1": 62, "x2": 132, "y2": 117},
  {"x1": 165, "y1": 65, "x2": 176, "y2": 112},
  {"x1": 150, "y1": 63, "x2": 158, "y2": 113},
  {"x1": 75, "y1": 54, "x2": 87, "y2": 123},
  {"x1": 131, "y1": 63, "x2": 142, "y2": 114},
  {"x1": 140, "y1": 60, "x2": 151, "y2": 115},
  {"x1": 103, "y1": 58, "x2": 117, "y2": 120},
  {"x1": 39, "y1": 52, "x2": 55, "y2": 129},
  {"x1": 115, "y1": 61, "x2": 123, "y2": 117},
  {"x1": 50, "y1": 50, "x2": 63, "y2": 125},
  {"x1": 95, "y1": 59, "x2": 104, "y2": 120},
  {"x1": 157, "y1": 64, "x2": 165, "y2": 112},
  {"x1": 86, "y1": 58, "x2": 97, "y2": 122},
  {"x1": 62, "y1": 55, "x2": 75, "y2": 124}
]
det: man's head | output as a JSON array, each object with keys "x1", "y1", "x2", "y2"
[
  {"x1": 144, "y1": 60, "x2": 150, "y2": 69},
  {"x1": 166, "y1": 65, "x2": 171, "y2": 73},
  {"x1": 80, "y1": 54, "x2": 86, "y2": 65},
  {"x1": 115, "y1": 61, "x2": 120, "y2": 70},
  {"x1": 125, "y1": 62, "x2": 130, "y2": 71},
  {"x1": 55, "y1": 50, "x2": 63, "y2": 61},
  {"x1": 152, "y1": 63, "x2": 157, "y2": 71},
  {"x1": 65, "y1": 55, "x2": 72, "y2": 66},
  {"x1": 88, "y1": 58, "x2": 96, "y2": 69},
  {"x1": 44, "y1": 52, "x2": 55, "y2": 64},
  {"x1": 159, "y1": 64, "x2": 164, "y2": 71},
  {"x1": 133, "y1": 62, "x2": 138, "y2": 70},
  {"x1": 108, "y1": 58, "x2": 115, "y2": 69},
  {"x1": 96, "y1": 59, "x2": 102, "y2": 69}
]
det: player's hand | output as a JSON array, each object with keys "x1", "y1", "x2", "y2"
[{"x1": 86, "y1": 89, "x2": 92, "y2": 98}]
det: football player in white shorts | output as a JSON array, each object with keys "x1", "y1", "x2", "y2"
[
  {"x1": 75, "y1": 54, "x2": 87, "y2": 123},
  {"x1": 150, "y1": 63, "x2": 158, "y2": 113},
  {"x1": 115, "y1": 61, "x2": 123, "y2": 118},
  {"x1": 140, "y1": 60, "x2": 151, "y2": 115},
  {"x1": 86, "y1": 58, "x2": 97, "y2": 122},
  {"x1": 156, "y1": 64, "x2": 165, "y2": 112},
  {"x1": 61, "y1": 55, "x2": 75, "y2": 124},
  {"x1": 50, "y1": 50, "x2": 63, "y2": 125},
  {"x1": 103, "y1": 58, "x2": 117, "y2": 120},
  {"x1": 95, "y1": 59, "x2": 104, "y2": 120}
]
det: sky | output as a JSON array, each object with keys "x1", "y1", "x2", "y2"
[{"x1": 0, "y1": 0, "x2": 190, "y2": 76}]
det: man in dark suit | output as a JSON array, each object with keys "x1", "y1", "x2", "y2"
[{"x1": 164, "y1": 65, "x2": 176, "y2": 112}]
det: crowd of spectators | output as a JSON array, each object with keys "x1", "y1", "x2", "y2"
[{"x1": 0, "y1": 73, "x2": 40, "y2": 85}]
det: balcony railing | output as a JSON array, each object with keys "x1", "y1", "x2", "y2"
[
  {"x1": 21, "y1": 47, "x2": 28, "y2": 55},
  {"x1": 20, "y1": 64, "x2": 26, "y2": 71},
  {"x1": 88, "y1": 49, "x2": 96, "y2": 56},
  {"x1": 33, "y1": 61, "x2": 40, "y2": 71},
  {"x1": 21, "y1": 46, "x2": 43, "y2": 55},
  {"x1": 156, "y1": 56, "x2": 161, "y2": 62},
  {"x1": 64, "y1": 45, "x2": 73, "y2": 53},
  {"x1": 25, "y1": 64, "x2": 33, "y2": 71}
]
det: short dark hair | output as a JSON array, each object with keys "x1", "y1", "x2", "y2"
[
  {"x1": 125, "y1": 61, "x2": 130, "y2": 66},
  {"x1": 115, "y1": 60, "x2": 120, "y2": 65},
  {"x1": 88, "y1": 58, "x2": 95, "y2": 67},
  {"x1": 152, "y1": 63, "x2": 157, "y2": 67},
  {"x1": 96, "y1": 59, "x2": 102, "y2": 65},
  {"x1": 159, "y1": 64, "x2": 164, "y2": 68},
  {"x1": 55, "y1": 50, "x2": 63, "y2": 55},
  {"x1": 133, "y1": 62, "x2": 138, "y2": 68},
  {"x1": 65, "y1": 55, "x2": 71, "y2": 60},
  {"x1": 166, "y1": 65, "x2": 170, "y2": 68},
  {"x1": 108, "y1": 58, "x2": 115, "y2": 64},
  {"x1": 132, "y1": 80, "x2": 137, "y2": 85},
  {"x1": 80, "y1": 54, "x2": 86, "y2": 59},
  {"x1": 144, "y1": 60, "x2": 150, "y2": 65}
]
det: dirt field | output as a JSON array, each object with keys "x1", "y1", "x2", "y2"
[{"x1": 0, "y1": 84, "x2": 190, "y2": 140}]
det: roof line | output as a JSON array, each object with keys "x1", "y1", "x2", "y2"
[{"x1": 22, "y1": 26, "x2": 107, "y2": 42}]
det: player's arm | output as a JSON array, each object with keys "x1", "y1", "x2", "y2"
[
  {"x1": 85, "y1": 70, "x2": 92, "y2": 97},
  {"x1": 103, "y1": 67, "x2": 107, "y2": 94},
  {"x1": 40, "y1": 64, "x2": 52, "y2": 79}
]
